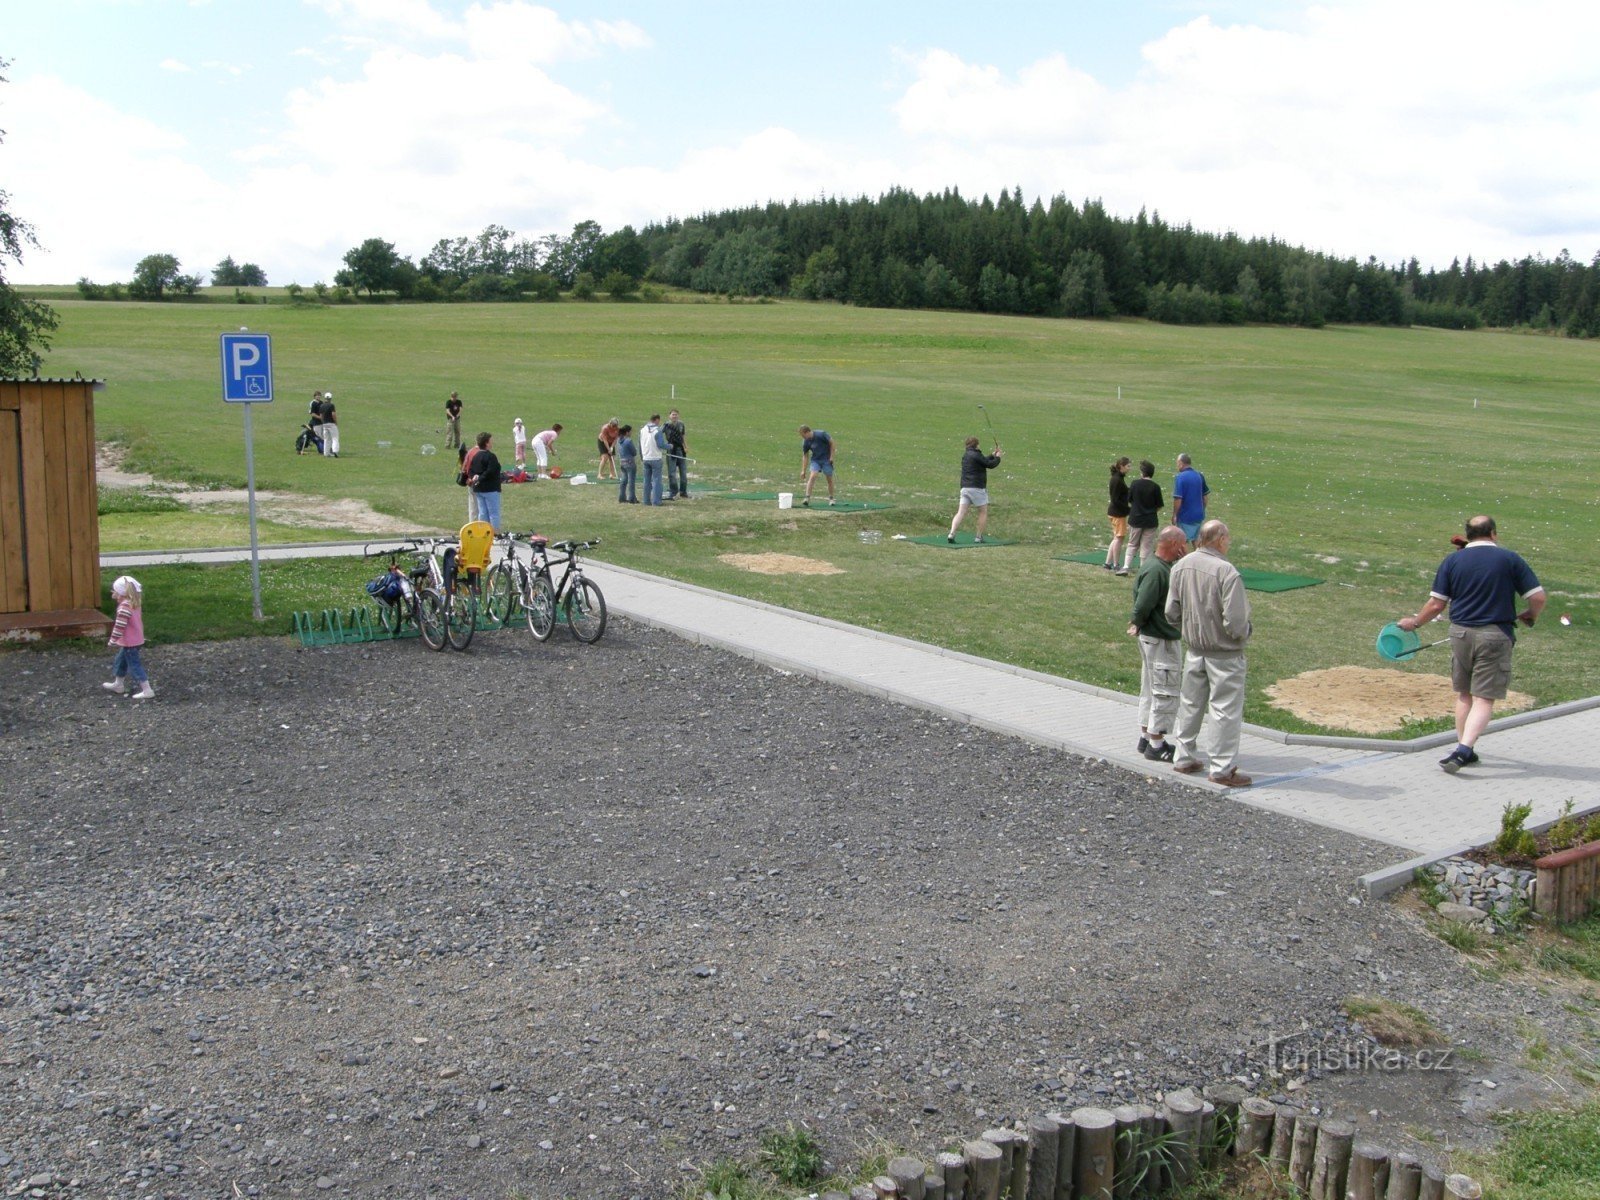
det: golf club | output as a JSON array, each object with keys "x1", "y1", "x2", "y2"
[{"x1": 977, "y1": 403, "x2": 999, "y2": 449}]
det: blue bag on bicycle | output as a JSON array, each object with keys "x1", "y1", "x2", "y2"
[{"x1": 366, "y1": 572, "x2": 404, "y2": 602}]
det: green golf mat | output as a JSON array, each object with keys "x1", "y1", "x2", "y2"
[
  {"x1": 707, "y1": 491, "x2": 894, "y2": 512},
  {"x1": 1052, "y1": 552, "x2": 1323, "y2": 592},
  {"x1": 908, "y1": 533, "x2": 1017, "y2": 548}
]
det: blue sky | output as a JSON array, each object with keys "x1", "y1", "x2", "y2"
[{"x1": 5, "y1": 1, "x2": 1598, "y2": 285}]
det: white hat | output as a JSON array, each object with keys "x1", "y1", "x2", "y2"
[{"x1": 112, "y1": 575, "x2": 142, "y2": 598}]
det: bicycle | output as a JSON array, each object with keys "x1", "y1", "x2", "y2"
[
  {"x1": 363, "y1": 539, "x2": 448, "y2": 650},
  {"x1": 483, "y1": 530, "x2": 555, "y2": 634},
  {"x1": 439, "y1": 521, "x2": 495, "y2": 651},
  {"x1": 537, "y1": 538, "x2": 607, "y2": 644}
]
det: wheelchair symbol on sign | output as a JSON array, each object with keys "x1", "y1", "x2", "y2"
[{"x1": 245, "y1": 376, "x2": 268, "y2": 397}]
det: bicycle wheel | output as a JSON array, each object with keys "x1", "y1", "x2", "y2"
[
  {"x1": 417, "y1": 589, "x2": 447, "y2": 651},
  {"x1": 564, "y1": 577, "x2": 607, "y2": 644},
  {"x1": 484, "y1": 563, "x2": 517, "y2": 628},
  {"x1": 525, "y1": 574, "x2": 557, "y2": 641},
  {"x1": 446, "y1": 580, "x2": 477, "y2": 651}
]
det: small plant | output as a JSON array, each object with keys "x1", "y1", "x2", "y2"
[
  {"x1": 688, "y1": 1159, "x2": 754, "y2": 1200},
  {"x1": 1437, "y1": 921, "x2": 1489, "y2": 954},
  {"x1": 1343, "y1": 996, "x2": 1443, "y2": 1047},
  {"x1": 757, "y1": 1124, "x2": 823, "y2": 1186},
  {"x1": 1585, "y1": 813, "x2": 1600, "y2": 845},
  {"x1": 1495, "y1": 801, "x2": 1535, "y2": 858},
  {"x1": 1549, "y1": 800, "x2": 1581, "y2": 852}
]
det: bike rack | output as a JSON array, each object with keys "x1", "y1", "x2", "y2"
[{"x1": 291, "y1": 604, "x2": 418, "y2": 647}]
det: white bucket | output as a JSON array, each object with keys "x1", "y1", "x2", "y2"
[
  {"x1": 570, "y1": 473, "x2": 588, "y2": 485},
  {"x1": 777, "y1": 492, "x2": 793, "y2": 510}
]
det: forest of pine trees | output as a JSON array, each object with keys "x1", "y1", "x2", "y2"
[{"x1": 630, "y1": 186, "x2": 1599, "y2": 336}]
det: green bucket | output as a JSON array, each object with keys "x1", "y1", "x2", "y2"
[{"x1": 1375, "y1": 622, "x2": 1422, "y2": 661}]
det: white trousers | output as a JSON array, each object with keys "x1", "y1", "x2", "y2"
[{"x1": 1172, "y1": 651, "x2": 1246, "y2": 776}]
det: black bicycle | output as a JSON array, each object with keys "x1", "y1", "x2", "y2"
[{"x1": 539, "y1": 539, "x2": 607, "y2": 644}]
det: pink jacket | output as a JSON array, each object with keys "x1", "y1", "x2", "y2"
[{"x1": 109, "y1": 600, "x2": 145, "y2": 648}]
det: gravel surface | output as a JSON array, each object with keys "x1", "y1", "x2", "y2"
[{"x1": 0, "y1": 622, "x2": 1581, "y2": 1198}]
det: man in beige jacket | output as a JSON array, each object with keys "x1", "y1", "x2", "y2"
[{"x1": 1164, "y1": 519, "x2": 1253, "y2": 787}]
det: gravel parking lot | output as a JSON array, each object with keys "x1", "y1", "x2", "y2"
[{"x1": 0, "y1": 623, "x2": 1577, "y2": 1198}]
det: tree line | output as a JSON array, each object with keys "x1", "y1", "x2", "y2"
[{"x1": 46, "y1": 189, "x2": 1600, "y2": 341}]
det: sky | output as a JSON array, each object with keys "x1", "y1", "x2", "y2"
[{"x1": 4, "y1": 0, "x2": 1599, "y2": 286}]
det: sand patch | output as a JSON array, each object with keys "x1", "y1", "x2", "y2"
[
  {"x1": 719, "y1": 552, "x2": 843, "y2": 576},
  {"x1": 96, "y1": 443, "x2": 424, "y2": 535},
  {"x1": 1266, "y1": 666, "x2": 1533, "y2": 734}
]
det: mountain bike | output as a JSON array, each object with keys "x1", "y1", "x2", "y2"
[
  {"x1": 540, "y1": 538, "x2": 607, "y2": 644},
  {"x1": 483, "y1": 530, "x2": 555, "y2": 635},
  {"x1": 363, "y1": 539, "x2": 447, "y2": 650}
]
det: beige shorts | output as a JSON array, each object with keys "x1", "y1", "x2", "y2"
[
  {"x1": 1450, "y1": 624, "x2": 1514, "y2": 699},
  {"x1": 1109, "y1": 515, "x2": 1129, "y2": 538}
]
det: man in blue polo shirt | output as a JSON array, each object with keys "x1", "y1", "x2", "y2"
[
  {"x1": 1398, "y1": 515, "x2": 1545, "y2": 773},
  {"x1": 1172, "y1": 453, "x2": 1210, "y2": 544}
]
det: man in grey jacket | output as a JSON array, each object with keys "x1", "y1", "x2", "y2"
[{"x1": 1164, "y1": 519, "x2": 1253, "y2": 787}]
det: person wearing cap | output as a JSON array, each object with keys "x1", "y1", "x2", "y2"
[
  {"x1": 512, "y1": 418, "x2": 527, "y2": 468},
  {"x1": 1398, "y1": 515, "x2": 1545, "y2": 773},
  {"x1": 319, "y1": 392, "x2": 340, "y2": 457}
]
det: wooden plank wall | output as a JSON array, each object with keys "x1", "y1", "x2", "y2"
[{"x1": 0, "y1": 380, "x2": 101, "y2": 616}]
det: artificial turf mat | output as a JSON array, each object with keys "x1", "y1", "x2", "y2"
[
  {"x1": 707, "y1": 491, "x2": 894, "y2": 512},
  {"x1": 1052, "y1": 552, "x2": 1323, "y2": 592},
  {"x1": 908, "y1": 533, "x2": 1017, "y2": 547}
]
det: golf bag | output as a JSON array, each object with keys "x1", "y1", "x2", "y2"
[{"x1": 296, "y1": 421, "x2": 324, "y2": 454}]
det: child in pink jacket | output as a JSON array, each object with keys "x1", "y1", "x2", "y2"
[{"x1": 104, "y1": 575, "x2": 155, "y2": 699}]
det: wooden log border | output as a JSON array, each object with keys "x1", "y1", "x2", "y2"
[{"x1": 827, "y1": 1082, "x2": 1480, "y2": 1200}]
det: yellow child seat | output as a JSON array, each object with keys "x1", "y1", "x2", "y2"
[{"x1": 457, "y1": 521, "x2": 495, "y2": 576}]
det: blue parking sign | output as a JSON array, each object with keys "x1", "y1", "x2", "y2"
[{"x1": 220, "y1": 332, "x2": 273, "y2": 403}]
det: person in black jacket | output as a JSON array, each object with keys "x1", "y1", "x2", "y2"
[
  {"x1": 1105, "y1": 456, "x2": 1131, "y2": 571},
  {"x1": 467, "y1": 432, "x2": 503, "y2": 532},
  {"x1": 946, "y1": 436, "x2": 1003, "y2": 544}
]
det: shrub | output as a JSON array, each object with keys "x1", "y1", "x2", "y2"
[
  {"x1": 1548, "y1": 800, "x2": 1580, "y2": 852},
  {"x1": 1496, "y1": 802, "x2": 1535, "y2": 858},
  {"x1": 570, "y1": 271, "x2": 596, "y2": 301}
]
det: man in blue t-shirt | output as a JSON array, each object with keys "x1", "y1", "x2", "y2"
[
  {"x1": 799, "y1": 425, "x2": 838, "y2": 507},
  {"x1": 1172, "y1": 453, "x2": 1210, "y2": 544},
  {"x1": 1398, "y1": 515, "x2": 1545, "y2": 774}
]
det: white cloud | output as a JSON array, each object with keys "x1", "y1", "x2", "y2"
[
  {"x1": 6, "y1": 0, "x2": 1597, "y2": 285},
  {"x1": 159, "y1": 58, "x2": 192, "y2": 73},
  {"x1": 887, "y1": 1, "x2": 1600, "y2": 266}
]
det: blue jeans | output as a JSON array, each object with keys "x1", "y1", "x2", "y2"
[
  {"x1": 667, "y1": 452, "x2": 688, "y2": 497},
  {"x1": 112, "y1": 646, "x2": 148, "y2": 684},
  {"x1": 642, "y1": 459, "x2": 663, "y2": 505},
  {"x1": 476, "y1": 490, "x2": 502, "y2": 532},
  {"x1": 618, "y1": 460, "x2": 637, "y2": 502}
]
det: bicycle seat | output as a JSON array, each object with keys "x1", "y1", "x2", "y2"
[{"x1": 527, "y1": 534, "x2": 549, "y2": 547}]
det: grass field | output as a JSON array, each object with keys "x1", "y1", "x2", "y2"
[{"x1": 44, "y1": 297, "x2": 1600, "y2": 733}]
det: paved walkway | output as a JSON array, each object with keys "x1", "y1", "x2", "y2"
[{"x1": 104, "y1": 541, "x2": 1600, "y2": 858}]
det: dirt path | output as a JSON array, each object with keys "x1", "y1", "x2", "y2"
[{"x1": 96, "y1": 442, "x2": 423, "y2": 535}]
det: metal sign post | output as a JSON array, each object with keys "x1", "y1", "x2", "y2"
[{"x1": 220, "y1": 331, "x2": 273, "y2": 620}]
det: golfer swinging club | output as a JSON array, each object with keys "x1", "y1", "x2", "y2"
[{"x1": 948, "y1": 435, "x2": 1003, "y2": 543}]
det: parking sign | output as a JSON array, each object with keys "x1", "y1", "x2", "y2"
[{"x1": 220, "y1": 332, "x2": 273, "y2": 403}]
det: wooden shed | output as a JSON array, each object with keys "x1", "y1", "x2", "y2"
[{"x1": 1, "y1": 377, "x2": 112, "y2": 640}]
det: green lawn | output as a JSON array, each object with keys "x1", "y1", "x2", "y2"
[{"x1": 45, "y1": 298, "x2": 1600, "y2": 732}]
